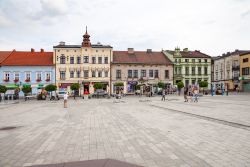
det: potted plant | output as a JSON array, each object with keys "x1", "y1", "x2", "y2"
[
  {"x1": 70, "y1": 83, "x2": 80, "y2": 99},
  {"x1": 177, "y1": 81, "x2": 184, "y2": 96},
  {"x1": 0, "y1": 85, "x2": 7, "y2": 102},
  {"x1": 14, "y1": 79, "x2": 19, "y2": 83},
  {"x1": 199, "y1": 81, "x2": 208, "y2": 95},
  {"x1": 3, "y1": 78, "x2": 9, "y2": 82},
  {"x1": 22, "y1": 86, "x2": 32, "y2": 100},
  {"x1": 45, "y1": 78, "x2": 50, "y2": 82},
  {"x1": 25, "y1": 79, "x2": 30, "y2": 82}
]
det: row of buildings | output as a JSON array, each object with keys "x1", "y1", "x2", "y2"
[
  {"x1": 0, "y1": 28, "x2": 249, "y2": 95},
  {"x1": 212, "y1": 50, "x2": 250, "y2": 92}
]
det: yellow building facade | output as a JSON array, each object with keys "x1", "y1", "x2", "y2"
[
  {"x1": 53, "y1": 28, "x2": 113, "y2": 95},
  {"x1": 240, "y1": 52, "x2": 250, "y2": 92}
]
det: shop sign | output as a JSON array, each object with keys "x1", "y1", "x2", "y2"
[{"x1": 128, "y1": 81, "x2": 137, "y2": 85}]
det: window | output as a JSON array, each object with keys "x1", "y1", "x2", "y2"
[
  {"x1": 185, "y1": 67, "x2": 189, "y2": 75},
  {"x1": 60, "y1": 55, "x2": 66, "y2": 64},
  {"x1": 175, "y1": 59, "x2": 177, "y2": 63},
  {"x1": 221, "y1": 71, "x2": 223, "y2": 79},
  {"x1": 84, "y1": 70, "x2": 89, "y2": 78},
  {"x1": 243, "y1": 58, "x2": 249, "y2": 63},
  {"x1": 204, "y1": 59, "x2": 207, "y2": 63},
  {"x1": 98, "y1": 71, "x2": 102, "y2": 77},
  {"x1": 36, "y1": 72, "x2": 42, "y2": 81},
  {"x1": 104, "y1": 57, "x2": 108, "y2": 64},
  {"x1": 242, "y1": 67, "x2": 249, "y2": 75},
  {"x1": 45, "y1": 73, "x2": 51, "y2": 81},
  {"x1": 25, "y1": 72, "x2": 31, "y2": 81},
  {"x1": 4, "y1": 72, "x2": 10, "y2": 81},
  {"x1": 198, "y1": 67, "x2": 202, "y2": 75},
  {"x1": 105, "y1": 71, "x2": 108, "y2": 77},
  {"x1": 185, "y1": 80, "x2": 189, "y2": 86},
  {"x1": 216, "y1": 72, "x2": 218, "y2": 80},
  {"x1": 141, "y1": 70, "x2": 146, "y2": 77},
  {"x1": 178, "y1": 59, "x2": 181, "y2": 63},
  {"x1": 198, "y1": 59, "x2": 201, "y2": 63},
  {"x1": 116, "y1": 70, "x2": 121, "y2": 79},
  {"x1": 98, "y1": 57, "x2": 102, "y2": 64},
  {"x1": 14, "y1": 73, "x2": 19, "y2": 81},
  {"x1": 233, "y1": 60, "x2": 238, "y2": 66},
  {"x1": 178, "y1": 67, "x2": 182, "y2": 74},
  {"x1": 92, "y1": 70, "x2": 96, "y2": 77},
  {"x1": 84, "y1": 56, "x2": 89, "y2": 63},
  {"x1": 192, "y1": 67, "x2": 195, "y2": 75},
  {"x1": 60, "y1": 71, "x2": 65, "y2": 80},
  {"x1": 92, "y1": 57, "x2": 96, "y2": 64},
  {"x1": 128, "y1": 70, "x2": 132, "y2": 78},
  {"x1": 198, "y1": 78, "x2": 202, "y2": 83},
  {"x1": 70, "y1": 71, "x2": 74, "y2": 78},
  {"x1": 192, "y1": 59, "x2": 195, "y2": 63},
  {"x1": 77, "y1": 57, "x2": 81, "y2": 64},
  {"x1": 192, "y1": 79, "x2": 196, "y2": 85},
  {"x1": 133, "y1": 70, "x2": 138, "y2": 78},
  {"x1": 149, "y1": 70, "x2": 154, "y2": 78},
  {"x1": 204, "y1": 67, "x2": 208, "y2": 75},
  {"x1": 154, "y1": 70, "x2": 159, "y2": 78},
  {"x1": 77, "y1": 71, "x2": 81, "y2": 78},
  {"x1": 185, "y1": 59, "x2": 189, "y2": 63},
  {"x1": 165, "y1": 70, "x2": 169, "y2": 79},
  {"x1": 70, "y1": 57, "x2": 74, "y2": 64}
]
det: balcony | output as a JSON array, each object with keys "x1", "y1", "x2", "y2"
[
  {"x1": 232, "y1": 65, "x2": 240, "y2": 71},
  {"x1": 233, "y1": 76, "x2": 239, "y2": 81}
]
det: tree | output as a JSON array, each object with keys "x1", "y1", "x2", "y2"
[
  {"x1": 158, "y1": 81, "x2": 165, "y2": 89},
  {"x1": 114, "y1": 82, "x2": 124, "y2": 87},
  {"x1": 22, "y1": 86, "x2": 31, "y2": 96},
  {"x1": 0, "y1": 85, "x2": 7, "y2": 101},
  {"x1": 199, "y1": 81, "x2": 208, "y2": 94},
  {"x1": 177, "y1": 81, "x2": 184, "y2": 96},
  {"x1": 70, "y1": 83, "x2": 80, "y2": 99},
  {"x1": 45, "y1": 84, "x2": 57, "y2": 92},
  {"x1": 93, "y1": 83, "x2": 104, "y2": 90}
]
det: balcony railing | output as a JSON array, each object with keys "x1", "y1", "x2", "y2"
[{"x1": 232, "y1": 65, "x2": 240, "y2": 71}]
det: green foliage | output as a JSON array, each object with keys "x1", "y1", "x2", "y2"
[
  {"x1": 135, "y1": 85, "x2": 141, "y2": 90},
  {"x1": 177, "y1": 81, "x2": 184, "y2": 89},
  {"x1": 114, "y1": 82, "x2": 124, "y2": 87},
  {"x1": 93, "y1": 83, "x2": 104, "y2": 89},
  {"x1": 199, "y1": 81, "x2": 208, "y2": 88},
  {"x1": 70, "y1": 83, "x2": 80, "y2": 90},
  {"x1": 157, "y1": 81, "x2": 165, "y2": 88},
  {"x1": 45, "y1": 84, "x2": 57, "y2": 92},
  {"x1": 22, "y1": 86, "x2": 31, "y2": 95},
  {"x1": 0, "y1": 85, "x2": 7, "y2": 94}
]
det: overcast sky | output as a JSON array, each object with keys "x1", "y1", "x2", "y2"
[{"x1": 0, "y1": 0, "x2": 250, "y2": 56}]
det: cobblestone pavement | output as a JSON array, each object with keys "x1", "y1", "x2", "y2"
[{"x1": 0, "y1": 94, "x2": 250, "y2": 167}]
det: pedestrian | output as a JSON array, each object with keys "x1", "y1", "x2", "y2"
[
  {"x1": 64, "y1": 92, "x2": 69, "y2": 108},
  {"x1": 193, "y1": 87, "x2": 198, "y2": 102},
  {"x1": 161, "y1": 89, "x2": 166, "y2": 101},
  {"x1": 225, "y1": 85, "x2": 228, "y2": 96},
  {"x1": 184, "y1": 87, "x2": 188, "y2": 102}
]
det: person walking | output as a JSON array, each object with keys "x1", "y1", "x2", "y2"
[
  {"x1": 193, "y1": 87, "x2": 198, "y2": 102},
  {"x1": 225, "y1": 85, "x2": 228, "y2": 96},
  {"x1": 184, "y1": 87, "x2": 188, "y2": 102},
  {"x1": 64, "y1": 92, "x2": 69, "y2": 108},
  {"x1": 161, "y1": 89, "x2": 166, "y2": 101}
]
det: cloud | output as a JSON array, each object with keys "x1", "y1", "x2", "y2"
[
  {"x1": 0, "y1": 15, "x2": 12, "y2": 27},
  {"x1": 241, "y1": 9, "x2": 250, "y2": 18}
]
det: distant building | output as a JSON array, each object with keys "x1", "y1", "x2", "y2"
[
  {"x1": 0, "y1": 49, "x2": 54, "y2": 95},
  {"x1": 212, "y1": 50, "x2": 249, "y2": 90},
  {"x1": 163, "y1": 48, "x2": 211, "y2": 89},
  {"x1": 111, "y1": 48, "x2": 173, "y2": 94},
  {"x1": 240, "y1": 52, "x2": 250, "y2": 92},
  {"x1": 53, "y1": 27, "x2": 113, "y2": 95}
]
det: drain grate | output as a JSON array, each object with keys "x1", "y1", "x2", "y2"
[{"x1": 0, "y1": 126, "x2": 19, "y2": 131}]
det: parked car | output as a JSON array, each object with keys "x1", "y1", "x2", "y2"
[{"x1": 92, "y1": 89, "x2": 108, "y2": 98}]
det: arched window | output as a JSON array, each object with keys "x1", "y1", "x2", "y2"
[{"x1": 60, "y1": 55, "x2": 66, "y2": 64}]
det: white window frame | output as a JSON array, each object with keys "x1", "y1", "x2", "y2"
[
  {"x1": 14, "y1": 72, "x2": 20, "y2": 81},
  {"x1": 25, "y1": 72, "x2": 31, "y2": 81},
  {"x1": 3, "y1": 72, "x2": 10, "y2": 81},
  {"x1": 45, "y1": 72, "x2": 51, "y2": 81},
  {"x1": 36, "y1": 72, "x2": 42, "y2": 81}
]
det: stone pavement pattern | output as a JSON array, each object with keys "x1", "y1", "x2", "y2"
[{"x1": 0, "y1": 95, "x2": 250, "y2": 167}]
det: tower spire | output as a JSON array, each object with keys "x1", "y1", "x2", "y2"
[{"x1": 82, "y1": 26, "x2": 91, "y2": 47}]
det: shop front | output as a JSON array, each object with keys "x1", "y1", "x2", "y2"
[{"x1": 127, "y1": 81, "x2": 138, "y2": 94}]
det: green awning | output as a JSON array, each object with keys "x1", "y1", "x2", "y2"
[
  {"x1": 23, "y1": 84, "x2": 31, "y2": 88},
  {"x1": 6, "y1": 84, "x2": 19, "y2": 89},
  {"x1": 37, "y1": 84, "x2": 44, "y2": 89}
]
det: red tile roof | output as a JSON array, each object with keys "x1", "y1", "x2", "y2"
[
  {"x1": 113, "y1": 51, "x2": 173, "y2": 65},
  {"x1": 166, "y1": 50, "x2": 211, "y2": 58},
  {"x1": 0, "y1": 51, "x2": 12, "y2": 66},
  {"x1": 1, "y1": 51, "x2": 53, "y2": 66}
]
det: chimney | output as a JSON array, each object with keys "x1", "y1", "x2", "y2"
[
  {"x1": 147, "y1": 49, "x2": 152, "y2": 53},
  {"x1": 41, "y1": 48, "x2": 44, "y2": 52},
  {"x1": 59, "y1": 41, "x2": 65, "y2": 45},
  {"x1": 31, "y1": 48, "x2": 35, "y2": 52},
  {"x1": 128, "y1": 48, "x2": 134, "y2": 54}
]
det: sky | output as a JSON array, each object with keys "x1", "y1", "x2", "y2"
[{"x1": 0, "y1": 0, "x2": 250, "y2": 56}]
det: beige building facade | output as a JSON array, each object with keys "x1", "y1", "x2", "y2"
[
  {"x1": 53, "y1": 28, "x2": 113, "y2": 95},
  {"x1": 111, "y1": 48, "x2": 173, "y2": 94}
]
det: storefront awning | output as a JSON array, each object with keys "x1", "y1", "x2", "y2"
[{"x1": 5, "y1": 84, "x2": 19, "y2": 89}]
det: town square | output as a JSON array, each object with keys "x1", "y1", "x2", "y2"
[{"x1": 1, "y1": 0, "x2": 250, "y2": 167}]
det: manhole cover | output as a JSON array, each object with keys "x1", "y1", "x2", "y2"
[{"x1": 0, "y1": 126, "x2": 18, "y2": 131}]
